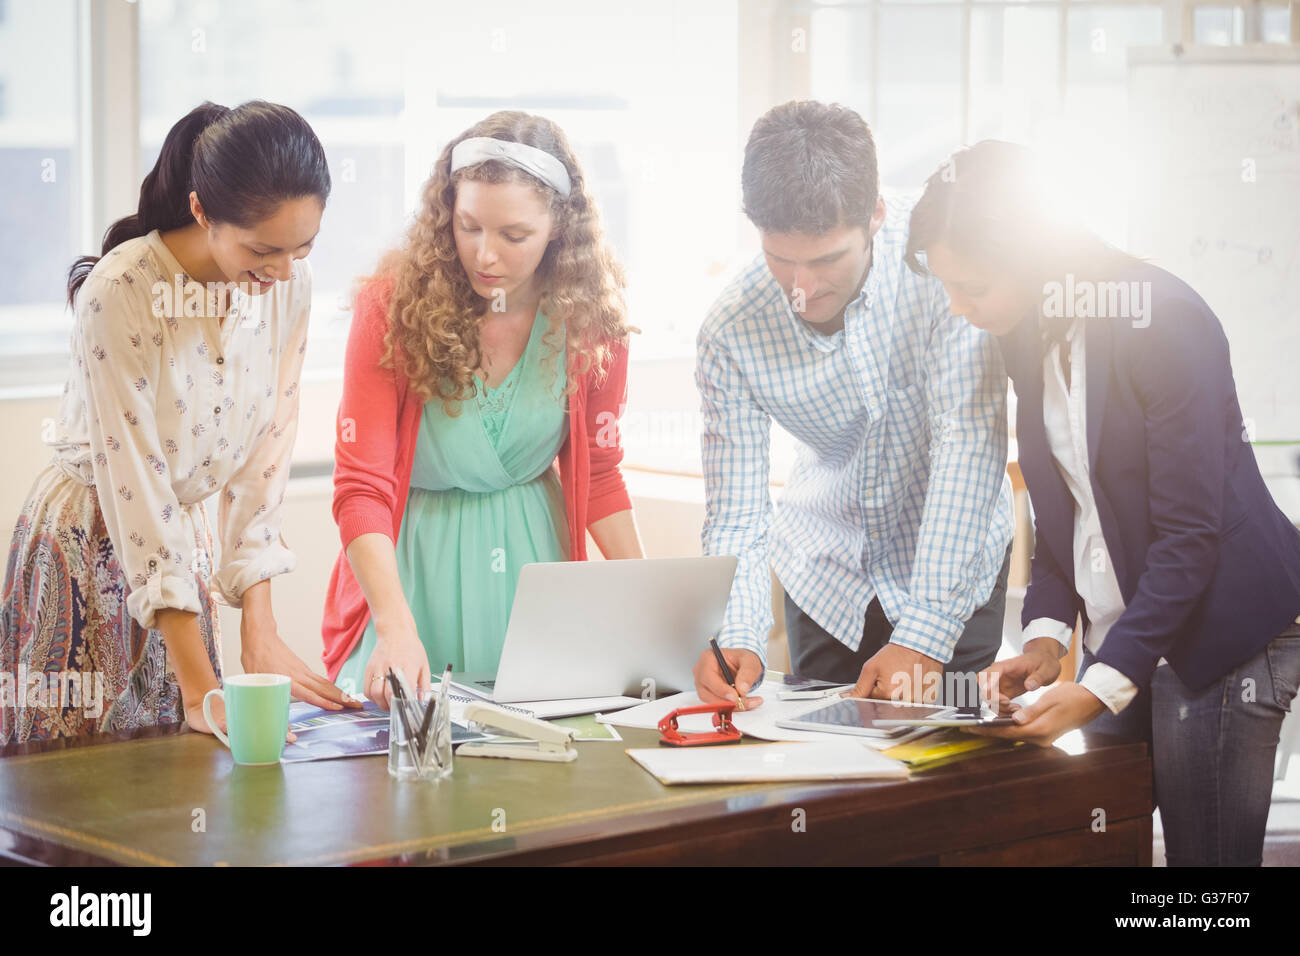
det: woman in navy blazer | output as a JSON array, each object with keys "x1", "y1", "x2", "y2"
[{"x1": 905, "y1": 141, "x2": 1300, "y2": 865}]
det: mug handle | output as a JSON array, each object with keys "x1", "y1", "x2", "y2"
[{"x1": 202, "y1": 688, "x2": 231, "y2": 748}]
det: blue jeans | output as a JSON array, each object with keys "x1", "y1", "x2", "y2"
[{"x1": 1081, "y1": 621, "x2": 1300, "y2": 866}]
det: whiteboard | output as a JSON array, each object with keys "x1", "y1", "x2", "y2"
[{"x1": 1127, "y1": 46, "x2": 1300, "y2": 445}]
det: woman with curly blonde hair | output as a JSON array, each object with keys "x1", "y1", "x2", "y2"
[{"x1": 321, "y1": 111, "x2": 643, "y2": 706}]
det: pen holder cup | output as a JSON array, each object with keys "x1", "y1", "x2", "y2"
[{"x1": 387, "y1": 693, "x2": 453, "y2": 782}]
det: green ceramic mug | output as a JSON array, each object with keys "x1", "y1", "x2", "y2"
[{"x1": 202, "y1": 674, "x2": 291, "y2": 765}]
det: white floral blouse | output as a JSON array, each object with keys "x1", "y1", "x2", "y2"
[{"x1": 48, "y1": 230, "x2": 310, "y2": 630}]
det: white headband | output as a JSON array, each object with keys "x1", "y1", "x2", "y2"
[{"x1": 450, "y1": 136, "x2": 572, "y2": 197}]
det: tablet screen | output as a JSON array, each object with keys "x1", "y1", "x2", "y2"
[{"x1": 792, "y1": 698, "x2": 950, "y2": 729}]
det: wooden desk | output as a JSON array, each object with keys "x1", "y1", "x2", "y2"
[{"x1": 0, "y1": 726, "x2": 1152, "y2": 866}]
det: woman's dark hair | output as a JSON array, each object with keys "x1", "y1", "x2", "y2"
[
  {"x1": 905, "y1": 139, "x2": 1139, "y2": 280},
  {"x1": 741, "y1": 100, "x2": 879, "y2": 235},
  {"x1": 67, "y1": 100, "x2": 331, "y2": 306}
]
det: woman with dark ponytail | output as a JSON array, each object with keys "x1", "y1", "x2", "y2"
[{"x1": 2, "y1": 100, "x2": 357, "y2": 745}]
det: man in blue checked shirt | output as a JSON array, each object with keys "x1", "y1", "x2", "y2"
[{"x1": 691, "y1": 101, "x2": 1015, "y2": 709}]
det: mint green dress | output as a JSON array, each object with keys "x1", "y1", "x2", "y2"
[{"x1": 336, "y1": 310, "x2": 569, "y2": 694}]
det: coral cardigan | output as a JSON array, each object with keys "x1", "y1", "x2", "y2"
[{"x1": 320, "y1": 278, "x2": 632, "y2": 678}]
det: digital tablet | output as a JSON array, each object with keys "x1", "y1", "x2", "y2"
[
  {"x1": 872, "y1": 714, "x2": 1016, "y2": 729},
  {"x1": 775, "y1": 698, "x2": 956, "y2": 738}
]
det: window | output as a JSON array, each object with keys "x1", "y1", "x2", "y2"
[
  {"x1": 1194, "y1": 5, "x2": 1246, "y2": 44},
  {"x1": 138, "y1": 0, "x2": 410, "y2": 372},
  {"x1": 135, "y1": 0, "x2": 741, "y2": 373},
  {"x1": 970, "y1": 4, "x2": 1061, "y2": 146},
  {"x1": 807, "y1": 0, "x2": 1291, "y2": 245},
  {"x1": 1062, "y1": 4, "x2": 1164, "y2": 246},
  {"x1": 1261, "y1": 4, "x2": 1292, "y2": 41},
  {"x1": 2, "y1": 0, "x2": 1293, "y2": 479},
  {"x1": 0, "y1": 0, "x2": 81, "y2": 392},
  {"x1": 808, "y1": 0, "x2": 1172, "y2": 245}
]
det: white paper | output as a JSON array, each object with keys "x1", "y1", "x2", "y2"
[
  {"x1": 627, "y1": 740, "x2": 910, "y2": 784},
  {"x1": 598, "y1": 682, "x2": 931, "y2": 749},
  {"x1": 596, "y1": 689, "x2": 709, "y2": 730}
]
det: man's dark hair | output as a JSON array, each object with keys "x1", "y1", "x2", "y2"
[{"x1": 741, "y1": 100, "x2": 880, "y2": 235}]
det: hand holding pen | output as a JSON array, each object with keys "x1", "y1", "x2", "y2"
[{"x1": 694, "y1": 637, "x2": 764, "y2": 710}]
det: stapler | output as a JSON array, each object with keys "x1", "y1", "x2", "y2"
[{"x1": 457, "y1": 702, "x2": 579, "y2": 762}]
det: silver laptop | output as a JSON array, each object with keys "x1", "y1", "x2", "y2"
[{"x1": 459, "y1": 555, "x2": 738, "y2": 703}]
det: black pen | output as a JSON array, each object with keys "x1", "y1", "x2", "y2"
[
  {"x1": 386, "y1": 669, "x2": 422, "y2": 768},
  {"x1": 709, "y1": 636, "x2": 746, "y2": 712},
  {"x1": 415, "y1": 665, "x2": 450, "y2": 767}
]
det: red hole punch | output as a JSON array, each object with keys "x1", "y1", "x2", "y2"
[{"x1": 657, "y1": 703, "x2": 743, "y2": 747}]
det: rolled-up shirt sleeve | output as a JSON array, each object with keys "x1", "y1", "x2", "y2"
[
  {"x1": 1078, "y1": 662, "x2": 1140, "y2": 715},
  {"x1": 211, "y1": 265, "x2": 311, "y2": 606},
  {"x1": 697, "y1": 329, "x2": 774, "y2": 666},
  {"x1": 77, "y1": 275, "x2": 200, "y2": 629},
  {"x1": 1020, "y1": 617, "x2": 1074, "y2": 656},
  {"x1": 890, "y1": 290, "x2": 1012, "y2": 663}
]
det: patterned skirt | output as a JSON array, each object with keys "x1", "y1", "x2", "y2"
[{"x1": 0, "y1": 461, "x2": 222, "y2": 745}]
